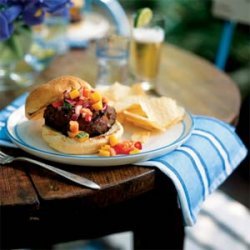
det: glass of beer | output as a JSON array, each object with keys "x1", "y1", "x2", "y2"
[{"x1": 130, "y1": 17, "x2": 165, "y2": 92}]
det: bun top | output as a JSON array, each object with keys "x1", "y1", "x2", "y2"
[{"x1": 25, "y1": 75, "x2": 92, "y2": 120}]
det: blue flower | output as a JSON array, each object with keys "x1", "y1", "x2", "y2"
[
  {"x1": 0, "y1": 0, "x2": 72, "y2": 40},
  {"x1": 0, "y1": 14, "x2": 12, "y2": 40},
  {"x1": 41, "y1": 0, "x2": 72, "y2": 13},
  {"x1": 0, "y1": 5, "x2": 22, "y2": 40},
  {"x1": 0, "y1": 0, "x2": 7, "y2": 4},
  {"x1": 23, "y1": 1, "x2": 45, "y2": 25}
]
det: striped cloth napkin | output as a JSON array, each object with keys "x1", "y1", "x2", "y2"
[
  {"x1": 0, "y1": 93, "x2": 28, "y2": 147},
  {"x1": 136, "y1": 116, "x2": 247, "y2": 225},
  {"x1": 0, "y1": 94, "x2": 247, "y2": 226}
]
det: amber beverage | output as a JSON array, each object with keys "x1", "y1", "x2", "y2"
[{"x1": 131, "y1": 26, "x2": 164, "y2": 91}]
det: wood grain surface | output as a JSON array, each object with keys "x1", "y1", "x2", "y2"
[
  {"x1": 0, "y1": 163, "x2": 38, "y2": 207},
  {"x1": 157, "y1": 44, "x2": 241, "y2": 123},
  {"x1": 28, "y1": 163, "x2": 155, "y2": 205},
  {"x1": 0, "y1": 42, "x2": 241, "y2": 207},
  {"x1": 0, "y1": 42, "x2": 241, "y2": 249}
]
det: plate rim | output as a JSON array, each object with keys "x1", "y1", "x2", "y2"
[{"x1": 7, "y1": 105, "x2": 194, "y2": 164}]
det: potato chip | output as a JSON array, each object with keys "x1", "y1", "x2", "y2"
[
  {"x1": 123, "y1": 110, "x2": 165, "y2": 131},
  {"x1": 138, "y1": 97, "x2": 185, "y2": 128},
  {"x1": 120, "y1": 120, "x2": 151, "y2": 143},
  {"x1": 131, "y1": 83, "x2": 147, "y2": 96},
  {"x1": 96, "y1": 83, "x2": 129, "y2": 103},
  {"x1": 97, "y1": 82, "x2": 146, "y2": 103},
  {"x1": 98, "y1": 82, "x2": 185, "y2": 132},
  {"x1": 126, "y1": 104, "x2": 146, "y2": 117},
  {"x1": 113, "y1": 96, "x2": 143, "y2": 112}
]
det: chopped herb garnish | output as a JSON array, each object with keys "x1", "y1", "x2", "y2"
[
  {"x1": 75, "y1": 132, "x2": 89, "y2": 139},
  {"x1": 63, "y1": 101, "x2": 72, "y2": 110}
]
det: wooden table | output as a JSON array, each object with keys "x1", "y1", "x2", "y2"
[{"x1": 0, "y1": 43, "x2": 241, "y2": 249}]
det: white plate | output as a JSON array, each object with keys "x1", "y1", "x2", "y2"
[{"x1": 7, "y1": 106, "x2": 193, "y2": 166}]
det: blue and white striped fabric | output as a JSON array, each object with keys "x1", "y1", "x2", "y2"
[
  {"x1": 0, "y1": 94, "x2": 247, "y2": 226},
  {"x1": 0, "y1": 93, "x2": 28, "y2": 147},
  {"x1": 136, "y1": 116, "x2": 247, "y2": 225}
]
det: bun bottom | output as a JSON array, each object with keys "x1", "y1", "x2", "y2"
[{"x1": 42, "y1": 121, "x2": 124, "y2": 155}]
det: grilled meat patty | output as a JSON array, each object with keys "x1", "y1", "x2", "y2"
[{"x1": 44, "y1": 104, "x2": 116, "y2": 137}]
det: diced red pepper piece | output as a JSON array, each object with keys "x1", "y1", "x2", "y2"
[
  {"x1": 114, "y1": 141, "x2": 133, "y2": 155},
  {"x1": 52, "y1": 101, "x2": 63, "y2": 108},
  {"x1": 76, "y1": 99, "x2": 85, "y2": 106},
  {"x1": 134, "y1": 141, "x2": 142, "y2": 150},
  {"x1": 82, "y1": 88, "x2": 91, "y2": 98}
]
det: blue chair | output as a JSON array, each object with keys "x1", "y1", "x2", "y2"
[
  {"x1": 213, "y1": 0, "x2": 250, "y2": 70},
  {"x1": 215, "y1": 21, "x2": 236, "y2": 70}
]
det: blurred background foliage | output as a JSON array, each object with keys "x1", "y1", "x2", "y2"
[{"x1": 119, "y1": 0, "x2": 250, "y2": 98}]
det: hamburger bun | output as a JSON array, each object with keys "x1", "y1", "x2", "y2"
[
  {"x1": 25, "y1": 75, "x2": 124, "y2": 155},
  {"x1": 42, "y1": 121, "x2": 124, "y2": 154},
  {"x1": 25, "y1": 75, "x2": 91, "y2": 120}
]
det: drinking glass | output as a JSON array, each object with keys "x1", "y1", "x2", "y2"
[
  {"x1": 95, "y1": 34, "x2": 129, "y2": 87},
  {"x1": 130, "y1": 17, "x2": 165, "y2": 92}
]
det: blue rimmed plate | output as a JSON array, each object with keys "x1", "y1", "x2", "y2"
[{"x1": 7, "y1": 106, "x2": 193, "y2": 166}]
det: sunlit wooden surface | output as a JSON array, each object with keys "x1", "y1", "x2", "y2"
[{"x1": 0, "y1": 42, "x2": 241, "y2": 249}]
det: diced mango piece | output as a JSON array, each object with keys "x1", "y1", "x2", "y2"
[
  {"x1": 109, "y1": 134, "x2": 119, "y2": 147},
  {"x1": 100, "y1": 144, "x2": 111, "y2": 150},
  {"x1": 69, "y1": 121, "x2": 79, "y2": 133},
  {"x1": 67, "y1": 131, "x2": 78, "y2": 138},
  {"x1": 69, "y1": 89, "x2": 80, "y2": 99},
  {"x1": 129, "y1": 148, "x2": 141, "y2": 154},
  {"x1": 90, "y1": 91, "x2": 102, "y2": 103},
  {"x1": 98, "y1": 149, "x2": 111, "y2": 157},
  {"x1": 92, "y1": 100, "x2": 103, "y2": 111}
]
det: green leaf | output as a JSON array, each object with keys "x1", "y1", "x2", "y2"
[
  {"x1": 0, "y1": 23, "x2": 32, "y2": 63},
  {"x1": 63, "y1": 101, "x2": 72, "y2": 110}
]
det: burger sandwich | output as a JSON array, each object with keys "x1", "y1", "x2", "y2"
[{"x1": 25, "y1": 75, "x2": 124, "y2": 154}]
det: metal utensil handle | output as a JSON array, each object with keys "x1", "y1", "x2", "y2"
[{"x1": 16, "y1": 157, "x2": 101, "y2": 190}]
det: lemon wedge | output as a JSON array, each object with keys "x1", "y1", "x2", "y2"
[{"x1": 134, "y1": 8, "x2": 153, "y2": 27}]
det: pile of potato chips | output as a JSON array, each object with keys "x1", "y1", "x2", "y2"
[{"x1": 98, "y1": 83, "x2": 185, "y2": 142}]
